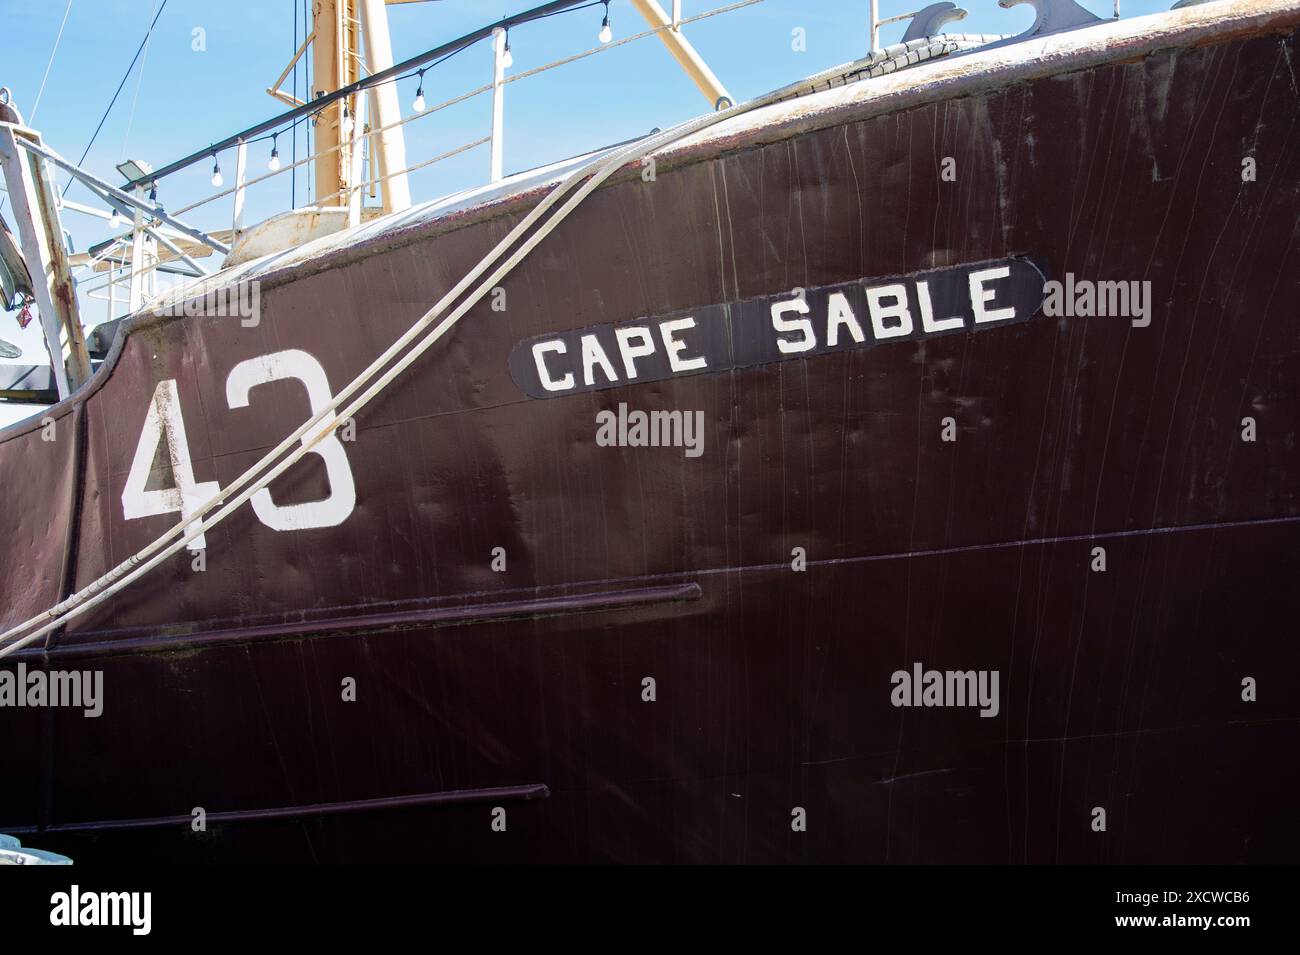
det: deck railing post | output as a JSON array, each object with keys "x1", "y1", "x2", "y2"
[
  {"x1": 232, "y1": 139, "x2": 248, "y2": 237},
  {"x1": 489, "y1": 26, "x2": 507, "y2": 183},
  {"x1": 128, "y1": 186, "x2": 147, "y2": 313},
  {"x1": 348, "y1": 91, "x2": 367, "y2": 226}
]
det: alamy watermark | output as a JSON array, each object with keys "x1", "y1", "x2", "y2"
[
  {"x1": 50, "y1": 886, "x2": 151, "y2": 935},
  {"x1": 596, "y1": 402, "x2": 704, "y2": 458},
  {"x1": 0, "y1": 663, "x2": 103, "y2": 717},
  {"x1": 156, "y1": 280, "x2": 261, "y2": 327},
  {"x1": 1042, "y1": 274, "x2": 1152, "y2": 328},
  {"x1": 890, "y1": 662, "x2": 999, "y2": 718}
]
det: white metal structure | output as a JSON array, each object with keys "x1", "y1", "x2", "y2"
[
  {"x1": 0, "y1": 99, "x2": 89, "y2": 398},
  {"x1": 360, "y1": 0, "x2": 411, "y2": 212}
]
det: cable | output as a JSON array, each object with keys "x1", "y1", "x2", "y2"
[
  {"x1": 131, "y1": 0, "x2": 604, "y2": 187},
  {"x1": 1, "y1": 0, "x2": 74, "y2": 213},
  {"x1": 30, "y1": 0, "x2": 75, "y2": 123},
  {"x1": 149, "y1": 0, "x2": 770, "y2": 221},
  {"x1": 292, "y1": 0, "x2": 299, "y2": 208},
  {"x1": 62, "y1": 0, "x2": 168, "y2": 197},
  {"x1": 119, "y1": 1, "x2": 161, "y2": 160}
]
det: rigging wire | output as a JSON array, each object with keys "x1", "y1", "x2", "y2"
[
  {"x1": 29, "y1": 0, "x2": 75, "y2": 123},
  {"x1": 62, "y1": 0, "x2": 169, "y2": 197},
  {"x1": 292, "y1": 0, "x2": 298, "y2": 208},
  {"x1": 305, "y1": 0, "x2": 312, "y2": 200},
  {"x1": 1, "y1": 0, "x2": 74, "y2": 214},
  {"x1": 119, "y1": 0, "x2": 162, "y2": 161},
  {"x1": 130, "y1": 0, "x2": 605, "y2": 188}
]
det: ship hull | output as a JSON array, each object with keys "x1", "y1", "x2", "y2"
[{"x1": 2, "y1": 4, "x2": 1299, "y2": 863}]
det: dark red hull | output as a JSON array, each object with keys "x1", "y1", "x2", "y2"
[{"x1": 2, "y1": 5, "x2": 1298, "y2": 862}]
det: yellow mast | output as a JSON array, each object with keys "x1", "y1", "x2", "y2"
[{"x1": 311, "y1": 0, "x2": 361, "y2": 208}]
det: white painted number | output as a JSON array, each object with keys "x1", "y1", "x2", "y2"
[
  {"x1": 121, "y1": 379, "x2": 220, "y2": 552},
  {"x1": 121, "y1": 349, "x2": 357, "y2": 545},
  {"x1": 225, "y1": 349, "x2": 356, "y2": 531}
]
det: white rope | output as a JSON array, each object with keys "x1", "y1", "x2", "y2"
[
  {"x1": 857, "y1": 34, "x2": 1008, "y2": 77},
  {"x1": 0, "y1": 38, "x2": 996, "y2": 659}
]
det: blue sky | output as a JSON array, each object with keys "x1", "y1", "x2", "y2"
[{"x1": 0, "y1": 0, "x2": 1172, "y2": 424}]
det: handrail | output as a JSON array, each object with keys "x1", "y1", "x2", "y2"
[
  {"x1": 121, "y1": 0, "x2": 598, "y2": 189},
  {"x1": 163, "y1": 0, "x2": 764, "y2": 221},
  {"x1": 343, "y1": 136, "x2": 491, "y2": 201},
  {"x1": 15, "y1": 137, "x2": 229, "y2": 255}
]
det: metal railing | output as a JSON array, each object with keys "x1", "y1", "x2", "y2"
[{"x1": 58, "y1": 0, "x2": 766, "y2": 325}]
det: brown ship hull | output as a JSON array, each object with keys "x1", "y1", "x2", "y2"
[{"x1": 2, "y1": 4, "x2": 1298, "y2": 862}]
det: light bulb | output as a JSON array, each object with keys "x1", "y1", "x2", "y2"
[
  {"x1": 342, "y1": 109, "x2": 354, "y2": 136},
  {"x1": 211, "y1": 161, "x2": 223, "y2": 188},
  {"x1": 110, "y1": 209, "x2": 122, "y2": 227},
  {"x1": 599, "y1": 17, "x2": 612, "y2": 44},
  {"x1": 502, "y1": 46, "x2": 513, "y2": 68},
  {"x1": 412, "y1": 88, "x2": 425, "y2": 112},
  {"x1": 268, "y1": 147, "x2": 281, "y2": 171}
]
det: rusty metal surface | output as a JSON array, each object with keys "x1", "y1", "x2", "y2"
[
  {"x1": 0, "y1": 404, "x2": 78, "y2": 634},
  {"x1": 2, "y1": 12, "x2": 1299, "y2": 862}
]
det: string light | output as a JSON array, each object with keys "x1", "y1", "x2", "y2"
[
  {"x1": 599, "y1": 1, "x2": 612, "y2": 43},
  {"x1": 412, "y1": 69, "x2": 426, "y2": 112},
  {"x1": 109, "y1": 208, "x2": 122, "y2": 227},
  {"x1": 136, "y1": 1, "x2": 649, "y2": 190}
]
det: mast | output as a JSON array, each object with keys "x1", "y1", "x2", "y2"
[
  {"x1": 311, "y1": 0, "x2": 361, "y2": 208},
  {"x1": 302, "y1": 0, "x2": 409, "y2": 214}
]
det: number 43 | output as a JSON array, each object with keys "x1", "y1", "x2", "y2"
[{"x1": 121, "y1": 349, "x2": 357, "y2": 551}]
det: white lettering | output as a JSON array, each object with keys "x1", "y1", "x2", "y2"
[
  {"x1": 968, "y1": 266, "x2": 1016, "y2": 323},
  {"x1": 614, "y1": 326, "x2": 657, "y2": 379},
  {"x1": 771, "y1": 296, "x2": 815, "y2": 353},
  {"x1": 532, "y1": 340, "x2": 574, "y2": 392},
  {"x1": 865, "y1": 283, "x2": 913, "y2": 339},
  {"x1": 659, "y1": 317, "x2": 708, "y2": 372}
]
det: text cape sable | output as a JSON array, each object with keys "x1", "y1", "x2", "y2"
[{"x1": 508, "y1": 256, "x2": 1049, "y2": 400}]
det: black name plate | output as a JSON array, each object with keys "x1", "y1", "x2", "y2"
[{"x1": 508, "y1": 255, "x2": 1048, "y2": 399}]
